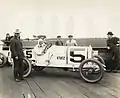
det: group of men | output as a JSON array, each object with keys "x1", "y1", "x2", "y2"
[
  {"x1": 4, "y1": 29, "x2": 120, "y2": 82},
  {"x1": 7, "y1": 29, "x2": 78, "y2": 82},
  {"x1": 55, "y1": 35, "x2": 77, "y2": 46}
]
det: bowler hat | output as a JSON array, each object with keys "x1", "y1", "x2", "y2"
[{"x1": 107, "y1": 32, "x2": 113, "y2": 35}]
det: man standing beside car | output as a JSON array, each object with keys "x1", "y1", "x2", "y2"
[
  {"x1": 106, "y1": 31, "x2": 120, "y2": 72},
  {"x1": 10, "y1": 29, "x2": 24, "y2": 82}
]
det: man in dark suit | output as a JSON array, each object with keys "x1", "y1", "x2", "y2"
[
  {"x1": 55, "y1": 36, "x2": 63, "y2": 46},
  {"x1": 106, "y1": 31, "x2": 120, "y2": 72},
  {"x1": 10, "y1": 29, "x2": 25, "y2": 82}
]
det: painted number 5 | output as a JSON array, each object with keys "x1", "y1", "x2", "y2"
[
  {"x1": 26, "y1": 50, "x2": 32, "y2": 58},
  {"x1": 70, "y1": 51, "x2": 85, "y2": 63}
]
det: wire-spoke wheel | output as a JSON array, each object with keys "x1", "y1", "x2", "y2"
[
  {"x1": 0, "y1": 52, "x2": 7, "y2": 68},
  {"x1": 79, "y1": 59, "x2": 104, "y2": 83},
  {"x1": 23, "y1": 58, "x2": 32, "y2": 78}
]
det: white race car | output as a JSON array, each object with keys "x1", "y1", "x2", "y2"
[{"x1": 0, "y1": 41, "x2": 105, "y2": 83}]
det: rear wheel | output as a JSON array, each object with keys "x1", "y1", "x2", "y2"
[
  {"x1": 23, "y1": 58, "x2": 32, "y2": 78},
  {"x1": 0, "y1": 52, "x2": 7, "y2": 67},
  {"x1": 79, "y1": 59, "x2": 104, "y2": 83}
]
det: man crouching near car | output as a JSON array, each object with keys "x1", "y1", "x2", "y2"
[{"x1": 10, "y1": 29, "x2": 24, "y2": 82}]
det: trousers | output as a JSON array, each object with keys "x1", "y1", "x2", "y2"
[
  {"x1": 105, "y1": 46, "x2": 120, "y2": 70},
  {"x1": 13, "y1": 57, "x2": 24, "y2": 79}
]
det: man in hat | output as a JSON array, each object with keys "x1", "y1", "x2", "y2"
[
  {"x1": 105, "y1": 31, "x2": 120, "y2": 72},
  {"x1": 55, "y1": 36, "x2": 63, "y2": 46},
  {"x1": 65, "y1": 35, "x2": 77, "y2": 46},
  {"x1": 10, "y1": 29, "x2": 24, "y2": 82},
  {"x1": 5, "y1": 33, "x2": 11, "y2": 46}
]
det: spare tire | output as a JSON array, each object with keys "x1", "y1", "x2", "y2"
[
  {"x1": 79, "y1": 58, "x2": 104, "y2": 83},
  {"x1": 0, "y1": 52, "x2": 7, "y2": 68}
]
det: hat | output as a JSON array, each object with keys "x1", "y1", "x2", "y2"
[
  {"x1": 14, "y1": 31, "x2": 21, "y2": 34},
  {"x1": 14, "y1": 29, "x2": 21, "y2": 34},
  {"x1": 68, "y1": 35, "x2": 73, "y2": 37},
  {"x1": 57, "y1": 36, "x2": 61, "y2": 38},
  {"x1": 6, "y1": 33, "x2": 10, "y2": 35},
  {"x1": 107, "y1": 32, "x2": 113, "y2": 35}
]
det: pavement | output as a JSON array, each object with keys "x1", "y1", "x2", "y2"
[{"x1": 0, "y1": 66, "x2": 120, "y2": 98}]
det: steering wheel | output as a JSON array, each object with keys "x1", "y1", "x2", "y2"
[{"x1": 42, "y1": 43, "x2": 52, "y2": 54}]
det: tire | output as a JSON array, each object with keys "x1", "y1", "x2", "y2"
[
  {"x1": 93, "y1": 55, "x2": 105, "y2": 65},
  {"x1": 79, "y1": 58, "x2": 104, "y2": 83},
  {"x1": 23, "y1": 58, "x2": 32, "y2": 78},
  {"x1": 0, "y1": 52, "x2": 7, "y2": 68},
  {"x1": 33, "y1": 66, "x2": 45, "y2": 71}
]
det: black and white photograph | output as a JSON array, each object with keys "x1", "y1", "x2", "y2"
[{"x1": 0, "y1": 0, "x2": 120, "y2": 98}]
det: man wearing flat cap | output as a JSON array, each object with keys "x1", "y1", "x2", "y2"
[
  {"x1": 10, "y1": 29, "x2": 24, "y2": 82},
  {"x1": 55, "y1": 36, "x2": 63, "y2": 46},
  {"x1": 65, "y1": 35, "x2": 77, "y2": 46},
  {"x1": 105, "y1": 31, "x2": 120, "y2": 72}
]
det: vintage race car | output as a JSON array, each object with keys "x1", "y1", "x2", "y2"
[
  {"x1": 0, "y1": 40, "x2": 105, "y2": 83},
  {"x1": 15, "y1": 44, "x2": 105, "y2": 83},
  {"x1": 0, "y1": 39, "x2": 37, "y2": 67},
  {"x1": 0, "y1": 40, "x2": 10, "y2": 67}
]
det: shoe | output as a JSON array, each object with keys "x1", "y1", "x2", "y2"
[{"x1": 15, "y1": 79, "x2": 21, "y2": 82}]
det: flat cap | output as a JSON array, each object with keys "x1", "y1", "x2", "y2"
[
  {"x1": 68, "y1": 35, "x2": 73, "y2": 37},
  {"x1": 57, "y1": 35, "x2": 61, "y2": 38}
]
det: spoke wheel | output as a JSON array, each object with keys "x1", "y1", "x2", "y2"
[
  {"x1": 79, "y1": 59, "x2": 104, "y2": 83},
  {"x1": 0, "y1": 52, "x2": 7, "y2": 68},
  {"x1": 23, "y1": 58, "x2": 32, "y2": 77}
]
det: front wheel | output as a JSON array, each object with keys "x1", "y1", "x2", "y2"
[{"x1": 79, "y1": 59, "x2": 104, "y2": 83}]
